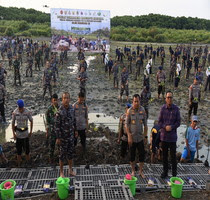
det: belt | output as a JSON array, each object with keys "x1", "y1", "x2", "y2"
[{"x1": 15, "y1": 126, "x2": 28, "y2": 132}]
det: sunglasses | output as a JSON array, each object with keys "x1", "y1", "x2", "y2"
[{"x1": 166, "y1": 96, "x2": 173, "y2": 99}]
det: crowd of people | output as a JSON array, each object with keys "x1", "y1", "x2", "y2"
[
  {"x1": 0, "y1": 37, "x2": 209, "y2": 179},
  {"x1": 103, "y1": 44, "x2": 209, "y2": 178},
  {"x1": 51, "y1": 35, "x2": 108, "y2": 52}
]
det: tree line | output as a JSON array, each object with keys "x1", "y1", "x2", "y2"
[
  {"x1": 0, "y1": 6, "x2": 50, "y2": 23},
  {"x1": 0, "y1": 6, "x2": 210, "y2": 31},
  {"x1": 0, "y1": 6, "x2": 210, "y2": 43},
  {"x1": 111, "y1": 14, "x2": 210, "y2": 30}
]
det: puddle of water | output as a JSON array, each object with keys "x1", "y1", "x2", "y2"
[
  {"x1": 1, "y1": 112, "x2": 209, "y2": 163},
  {"x1": 67, "y1": 56, "x2": 96, "y2": 74},
  {"x1": 89, "y1": 113, "x2": 210, "y2": 163},
  {"x1": 1, "y1": 114, "x2": 46, "y2": 143}
]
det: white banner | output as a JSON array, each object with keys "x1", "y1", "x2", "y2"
[{"x1": 51, "y1": 8, "x2": 110, "y2": 35}]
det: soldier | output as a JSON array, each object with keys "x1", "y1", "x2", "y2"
[
  {"x1": 117, "y1": 103, "x2": 131, "y2": 158},
  {"x1": 39, "y1": 47, "x2": 44, "y2": 67},
  {"x1": 42, "y1": 61, "x2": 52, "y2": 99},
  {"x1": 135, "y1": 57, "x2": 142, "y2": 80},
  {"x1": 188, "y1": 77, "x2": 201, "y2": 121},
  {"x1": 73, "y1": 92, "x2": 88, "y2": 154},
  {"x1": 77, "y1": 66, "x2": 88, "y2": 96},
  {"x1": 156, "y1": 66, "x2": 166, "y2": 99},
  {"x1": 140, "y1": 86, "x2": 151, "y2": 119},
  {"x1": 169, "y1": 55, "x2": 176, "y2": 82},
  {"x1": 13, "y1": 55, "x2": 21, "y2": 86},
  {"x1": 12, "y1": 99, "x2": 33, "y2": 166},
  {"x1": 160, "y1": 50, "x2": 165, "y2": 66},
  {"x1": 125, "y1": 94, "x2": 148, "y2": 178},
  {"x1": 7, "y1": 48, "x2": 13, "y2": 69},
  {"x1": 26, "y1": 53, "x2": 33, "y2": 77},
  {"x1": 59, "y1": 49, "x2": 64, "y2": 66},
  {"x1": 186, "y1": 57, "x2": 193, "y2": 80},
  {"x1": 55, "y1": 92, "x2": 77, "y2": 177},
  {"x1": 112, "y1": 61, "x2": 119, "y2": 88},
  {"x1": 17, "y1": 45, "x2": 23, "y2": 66},
  {"x1": 35, "y1": 49, "x2": 41, "y2": 71},
  {"x1": 0, "y1": 62, "x2": 7, "y2": 87},
  {"x1": 194, "y1": 54, "x2": 199, "y2": 73},
  {"x1": 64, "y1": 49, "x2": 68, "y2": 61},
  {"x1": 0, "y1": 83, "x2": 6, "y2": 123},
  {"x1": 44, "y1": 45, "x2": 50, "y2": 62},
  {"x1": 152, "y1": 49, "x2": 156, "y2": 65},
  {"x1": 128, "y1": 53, "x2": 133, "y2": 74},
  {"x1": 79, "y1": 59, "x2": 87, "y2": 72},
  {"x1": 118, "y1": 66, "x2": 129, "y2": 102},
  {"x1": 45, "y1": 93, "x2": 59, "y2": 162},
  {"x1": 77, "y1": 49, "x2": 85, "y2": 61},
  {"x1": 0, "y1": 45, "x2": 5, "y2": 61},
  {"x1": 51, "y1": 55, "x2": 59, "y2": 87}
]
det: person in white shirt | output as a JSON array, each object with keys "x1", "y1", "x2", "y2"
[
  {"x1": 144, "y1": 63, "x2": 150, "y2": 88},
  {"x1": 177, "y1": 63, "x2": 181, "y2": 76},
  {"x1": 148, "y1": 56, "x2": 153, "y2": 74},
  {"x1": 204, "y1": 66, "x2": 210, "y2": 91}
]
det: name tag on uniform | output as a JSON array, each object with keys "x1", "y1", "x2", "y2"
[{"x1": 139, "y1": 111, "x2": 143, "y2": 114}]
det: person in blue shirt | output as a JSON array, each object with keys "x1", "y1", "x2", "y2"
[{"x1": 180, "y1": 115, "x2": 200, "y2": 163}]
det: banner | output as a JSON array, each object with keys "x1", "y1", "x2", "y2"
[{"x1": 50, "y1": 8, "x2": 110, "y2": 52}]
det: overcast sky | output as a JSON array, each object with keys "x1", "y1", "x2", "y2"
[{"x1": 0, "y1": 0, "x2": 210, "y2": 19}]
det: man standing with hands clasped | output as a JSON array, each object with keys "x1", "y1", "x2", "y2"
[
  {"x1": 125, "y1": 94, "x2": 148, "y2": 178},
  {"x1": 55, "y1": 92, "x2": 77, "y2": 177},
  {"x1": 158, "y1": 91, "x2": 181, "y2": 178}
]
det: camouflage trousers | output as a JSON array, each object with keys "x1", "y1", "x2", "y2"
[
  {"x1": 49, "y1": 134, "x2": 56, "y2": 159},
  {"x1": 59, "y1": 136, "x2": 75, "y2": 161}
]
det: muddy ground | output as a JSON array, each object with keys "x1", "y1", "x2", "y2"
[
  {"x1": 2, "y1": 41, "x2": 210, "y2": 133},
  {"x1": 0, "y1": 40, "x2": 209, "y2": 199}
]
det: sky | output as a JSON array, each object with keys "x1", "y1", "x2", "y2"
[{"x1": 0, "y1": 0, "x2": 210, "y2": 19}]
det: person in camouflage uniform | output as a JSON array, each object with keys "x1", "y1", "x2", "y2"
[
  {"x1": 44, "y1": 45, "x2": 50, "y2": 63},
  {"x1": 77, "y1": 66, "x2": 88, "y2": 96},
  {"x1": 13, "y1": 55, "x2": 21, "y2": 86},
  {"x1": 51, "y1": 54, "x2": 59, "y2": 87},
  {"x1": 7, "y1": 48, "x2": 13, "y2": 69},
  {"x1": 55, "y1": 92, "x2": 77, "y2": 177},
  {"x1": 59, "y1": 49, "x2": 64, "y2": 66},
  {"x1": 35, "y1": 49, "x2": 41, "y2": 71},
  {"x1": 112, "y1": 61, "x2": 119, "y2": 88},
  {"x1": 26, "y1": 53, "x2": 33, "y2": 77},
  {"x1": 169, "y1": 55, "x2": 176, "y2": 82},
  {"x1": 77, "y1": 49, "x2": 85, "y2": 61},
  {"x1": 45, "y1": 94, "x2": 59, "y2": 162},
  {"x1": 42, "y1": 61, "x2": 52, "y2": 99},
  {"x1": 0, "y1": 62, "x2": 7, "y2": 87},
  {"x1": 118, "y1": 66, "x2": 129, "y2": 102},
  {"x1": 156, "y1": 66, "x2": 166, "y2": 99},
  {"x1": 0, "y1": 83, "x2": 6, "y2": 123}
]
